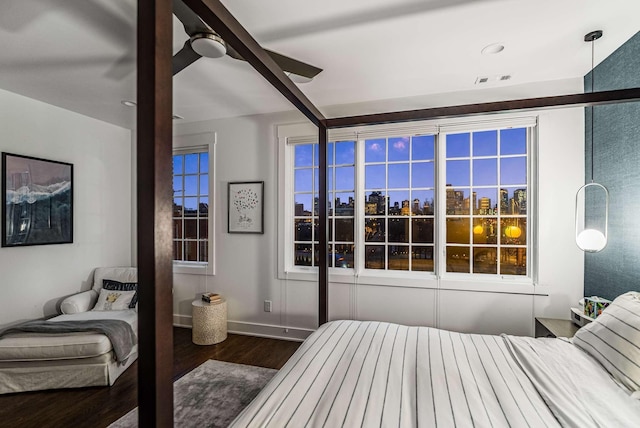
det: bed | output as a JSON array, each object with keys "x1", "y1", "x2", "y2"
[{"x1": 232, "y1": 292, "x2": 640, "y2": 427}]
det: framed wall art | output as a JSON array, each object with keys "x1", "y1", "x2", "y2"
[
  {"x1": 2, "y1": 152, "x2": 73, "y2": 247},
  {"x1": 228, "y1": 181, "x2": 264, "y2": 234}
]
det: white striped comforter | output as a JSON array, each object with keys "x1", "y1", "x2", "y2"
[{"x1": 231, "y1": 320, "x2": 564, "y2": 427}]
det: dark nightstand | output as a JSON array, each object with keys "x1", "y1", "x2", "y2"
[{"x1": 535, "y1": 317, "x2": 580, "y2": 338}]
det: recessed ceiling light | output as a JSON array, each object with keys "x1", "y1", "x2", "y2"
[
  {"x1": 481, "y1": 43, "x2": 504, "y2": 55},
  {"x1": 121, "y1": 100, "x2": 137, "y2": 107}
]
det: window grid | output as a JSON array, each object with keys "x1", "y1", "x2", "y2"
[{"x1": 173, "y1": 152, "x2": 209, "y2": 263}]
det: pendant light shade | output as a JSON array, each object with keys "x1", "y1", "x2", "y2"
[{"x1": 576, "y1": 30, "x2": 609, "y2": 253}]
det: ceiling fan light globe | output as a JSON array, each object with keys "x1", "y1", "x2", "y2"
[
  {"x1": 576, "y1": 228, "x2": 607, "y2": 252},
  {"x1": 191, "y1": 33, "x2": 226, "y2": 58}
]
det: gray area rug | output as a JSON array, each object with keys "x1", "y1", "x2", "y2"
[{"x1": 109, "y1": 360, "x2": 277, "y2": 428}]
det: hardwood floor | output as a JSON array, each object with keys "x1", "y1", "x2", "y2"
[{"x1": 0, "y1": 327, "x2": 300, "y2": 428}]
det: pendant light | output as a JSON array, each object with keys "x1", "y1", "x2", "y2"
[{"x1": 575, "y1": 30, "x2": 609, "y2": 253}]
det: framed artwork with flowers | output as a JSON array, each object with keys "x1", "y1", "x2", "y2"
[{"x1": 228, "y1": 181, "x2": 264, "y2": 234}]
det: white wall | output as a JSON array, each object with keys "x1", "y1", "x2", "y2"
[
  {"x1": 170, "y1": 104, "x2": 585, "y2": 340},
  {"x1": 0, "y1": 89, "x2": 133, "y2": 328}
]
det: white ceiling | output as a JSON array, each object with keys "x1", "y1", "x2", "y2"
[{"x1": 0, "y1": 0, "x2": 638, "y2": 130}]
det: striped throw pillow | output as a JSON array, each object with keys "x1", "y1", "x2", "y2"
[{"x1": 573, "y1": 291, "x2": 640, "y2": 391}]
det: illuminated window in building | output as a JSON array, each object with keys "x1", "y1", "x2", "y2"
[{"x1": 173, "y1": 150, "x2": 209, "y2": 263}]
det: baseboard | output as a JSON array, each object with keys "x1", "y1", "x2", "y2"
[{"x1": 172, "y1": 314, "x2": 314, "y2": 342}]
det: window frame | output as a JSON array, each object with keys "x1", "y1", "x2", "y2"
[
  {"x1": 172, "y1": 133, "x2": 216, "y2": 276},
  {"x1": 277, "y1": 116, "x2": 537, "y2": 287}
]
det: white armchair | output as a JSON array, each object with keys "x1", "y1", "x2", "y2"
[{"x1": 61, "y1": 266, "x2": 138, "y2": 314}]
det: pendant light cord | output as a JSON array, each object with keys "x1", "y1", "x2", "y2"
[{"x1": 590, "y1": 37, "x2": 595, "y2": 183}]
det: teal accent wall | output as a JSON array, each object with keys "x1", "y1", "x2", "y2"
[{"x1": 584, "y1": 31, "x2": 640, "y2": 300}]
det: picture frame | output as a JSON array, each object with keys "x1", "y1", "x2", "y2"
[
  {"x1": 2, "y1": 152, "x2": 73, "y2": 247},
  {"x1": 228, "y1": 181, "x2": 264, "y2": 234}
]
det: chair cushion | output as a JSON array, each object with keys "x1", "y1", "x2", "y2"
[{"x1": 92, "y1": 267, "x2": 137, "y2": 293}]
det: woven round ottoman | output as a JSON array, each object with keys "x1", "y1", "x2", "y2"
[{"x1": 191, "y1": 298, "x2": 227, "y2": 345}]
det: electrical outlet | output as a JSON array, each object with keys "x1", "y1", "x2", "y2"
[{"x1": 264, "y1": 300, "x2": 272, "y2": 312}]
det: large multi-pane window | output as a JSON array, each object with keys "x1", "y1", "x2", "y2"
[
  {"x1": 364, "y1": 135, "x2": 435, "y2": 271},
  {"x1": 288, "y1": 123, "x2": 531, "y2": 278},
  {"x1": 293, "y1": 141, "x2": 356, "y2": 268},
  {"x1": 173, "y1": 150, "x2": 209, "y2": 263}
]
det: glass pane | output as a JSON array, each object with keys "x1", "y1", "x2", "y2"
[
  {"x1": 365, "y1": 165, "x2": 386, "y2": 189},
  {"x1": 173, "y1": 219, "x2": 182, "y2": 239},
  {"x1": 173, "y1": 155, "x2": 183, "y2": 175},
  {"x1": 446, "y1": 217, "x2": 470, "y2": 244},
  {"x1": 388, "y1": 137, "x2": 410, "y2": 161},
  {"x1": 501, "y1": 248, "x2": 527, "y2": 275},
  {"x1": 473, "y1": 189, "x2": 498, "y2": 215},
  {"x1": 295, "y1": 144, "x2": 313, "y2": 167},
  {"x1": 185, "y1": 241, "x2": 197, "y2": 261},
  {"x1": 295, "y1": 169, "x2": 313, "y2": 192},
  {"x1": 500, "y1": 157, "x2": 526, "y2": 185},
  {"x1": 446, "y1": 160, "x2": 470, "y2": 186},
  {"x1": 185, "y1": 154, "x2": 198, "y2": 174},
  {"x1": 335, "y1": 166, "x2": 354, "y2": 190},
  {"x1": 199, "y1": 219, "x2": 208, "y2": 239},
  {"x1": 473, "y1": 159, "x2": 497, "y2": 186},
  {"x1": 184, "y1": 175, "x2": 197, "y2": 196},
  {"x1": 184, "y1": 197, "x2": 198, "y2": 216},
  {"x1": 184, "y1": 219, "x2": 197, "y2": 239},
  {"x1": 365, "y1": 218, "x2": 385, "y2": 242},
  {"x1": 501, "y1": 128, "x2": 527, "y2": 155},
  {"x1": 388, "y1": 163, "x2": 409, "y2": 189},
  {"x1": 294, "y1": 219, "x2": 313, "y2": 241},
  {"x1": 199, "y1": 174, "x2": 208, "y2": 196},
  {"x1": 173, "y1": 240, "x2": 183, "y2": 261},
  {"x1": 501, "y1": 218, "x2": 527, "y2": 245},
  {"x1": 335, "y1": 218, "x2": 354, "y2": 242},
  {"x1": 445, "y1": 187, "x2": 470, "y2": 215},
  {"x1": 412, "y1": 135, "x2": 434, "y2": 161},
  {"x1": 173, "y1": 198, "x2": 183, "y2": 216},
  {"x1": 388, "y1": 190, "x2": 410, "y2": 215},
  {"x1": 412, "y1": 190, "x2": 434, "y2": 215},
  {"x1": 295, "y1": 243, "x2": 313, "y2": 266},
  {"x1": 388, "y1": 245, "x2": 409, "y2": 271},
  {"x1": 365, "y1": 139, "x2": 386, "y2": 163},
  {"x1": 335, "y1": 141, "x2": 355, "y2": 164},
  {"x1": 473, "y1": 217, "x2": 497, "y2": 244},
  {"x1": 199, "y1": 241, "x2": 208, "y2": 262},
  {"x1": 199, "y1": 198, "x2": 209, "y2": 215},
  {"x1": 364, "y1": 191, "x2": 386, "y2": 215},
  {"x1": 388, "y1": 218, "x2": 409, "y2": 243},
  {"x1": 173, "y1": 176, "x2": 183, "y2": 197},
  {"x1": 473, "y1": 247, "x2": 497, "y2": 274},
  {"x1": 412, "y1": 246, "x2": 434, "y2": 272},
  {"x1": 412, "y1": 218, "x2": 434, "y2": 243},
  {"x1": 333, "y1": 244, "x2": 354, "y2": 268},
  {"x1": 295, "y1": 194, "x2": 313, "y2": 216},
  {"x1": 199, "y1": 153, "x2": 209, "y2": 173},
  {"x1": 500, "y1": 188, "x2": 527, "y2": 215},
  {"x1": 446, "y1": 133, "x2": 470, "y2": 157},
  {"x1": 411, "y1": 162, "x2": 434, "y2": 188},
  {"x1": 334, "y1": 193, "x2": 354, "y2": 216},
  {"x1": 327, "y1": 142, "x2": 334, "y2": 166},
  {"x1": 473, "y1": 130, "x2": 497, "y2": 156},
  {"x1": 446, "y1": 246, "x2": 470, "y2": 273},
  {"x1": 365, "y1": 245, "x2": 385, "y2": 269}
]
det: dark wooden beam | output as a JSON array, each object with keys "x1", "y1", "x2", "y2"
[
  {"x1": 137, "y1": 0, "x2": 174, "y2": 426},
  {"x1": 326, "y1": 87, "x2": 640, "y2": 128},
  {"x1": 318, "y1": 124, "x2": 328, "y2": 325},
  {"x1": 182, "y1": 0, "x2": 326, "y2": 127}
]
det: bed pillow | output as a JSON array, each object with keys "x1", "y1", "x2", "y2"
[
  {"x1": 573, "y1": 291, "x2": 640, "y2": 392},
  {"x1": 93, "y1": 288, "x2": 136, "y2": 311},
  {"x1": 102, "y1": 279, "x2": 138, "y2": 309}
]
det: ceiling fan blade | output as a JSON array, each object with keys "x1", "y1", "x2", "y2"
[
  {"x1": 226, "y1": 45, "x2": 322, "y2": 79},
  {"x1": 173, "y1": 41, "x2": 202, "y2": 75},
  {"x1": 173, "y1": 0, "x2": 210, "y2": 36}
]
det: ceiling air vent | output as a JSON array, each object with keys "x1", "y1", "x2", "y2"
[
  {"x1": 475, "y1": 77, "x2": 490, "y2": 84},
  {"x1": 499, "y1": 75, "x2": 512, "y2": 81}
]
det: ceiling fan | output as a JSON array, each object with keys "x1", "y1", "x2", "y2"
[{"x1": 172, "y1": 0, "x2": 322, "y2": 82}]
